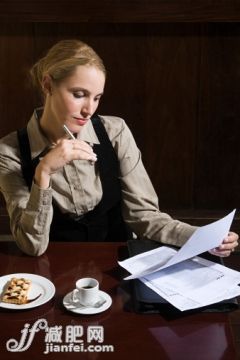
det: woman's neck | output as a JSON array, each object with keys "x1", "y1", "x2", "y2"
[{"x1": 39, "y1": 108, "x2": 64, "y2": 143}]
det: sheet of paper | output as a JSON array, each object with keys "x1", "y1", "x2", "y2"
[
  {"x1": 120, "y1": 209, "x2": 236, "y2": 280},
  {"x1": 140, "y1": 256, "x2": 240, "y2": 311}
]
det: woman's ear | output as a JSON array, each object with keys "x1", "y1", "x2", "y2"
[{"x1": 42, "y1": 75, "x2": 53, "y2": 96}]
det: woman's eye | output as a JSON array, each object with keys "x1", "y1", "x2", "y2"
[{"x1": 73, "y1": 92, "x2": 84, "y2": 99}]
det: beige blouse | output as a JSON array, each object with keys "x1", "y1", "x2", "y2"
[{"x1": 0, "y1": 111, "x2": 196, "y2": 255}]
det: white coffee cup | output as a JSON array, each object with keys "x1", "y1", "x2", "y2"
[{"x1": 71, "y1": 278, "x2": 99, "y2": 306}]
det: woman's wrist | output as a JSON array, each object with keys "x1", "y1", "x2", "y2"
[{"x1": 34, "y1": 163, "x2": 51, "y2": 189}]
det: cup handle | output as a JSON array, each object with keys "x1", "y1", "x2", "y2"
[{"x1": 71, "y1": 289, "x2": 79, "y2": 303}]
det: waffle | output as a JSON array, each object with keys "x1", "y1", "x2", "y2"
[{"x1": 1, "y1": 277, "x2": 31, "y2": 305}]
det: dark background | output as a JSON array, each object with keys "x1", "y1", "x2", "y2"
[{"x1": 1, "y1": 1, "x2": 240, "y2": 232}]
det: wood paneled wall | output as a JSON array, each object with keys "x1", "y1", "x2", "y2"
[
  {"x1": 1, "y1": 21, "x2": 240, "y2": 231},
  {"x1": 1, "y1": 1, "x2": 240, "y2": 22}
]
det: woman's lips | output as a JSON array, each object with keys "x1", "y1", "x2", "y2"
[{"x1": 74, "y1": 117, "x2": 88, "y2": 126}]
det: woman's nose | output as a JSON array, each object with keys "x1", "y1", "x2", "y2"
[{"x1": 82, "y1": 99, "x2": 95, "y2": 116}]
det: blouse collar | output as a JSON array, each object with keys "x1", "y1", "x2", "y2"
[{"x1": 27, "y1": 108, "x2": 100, "y2": 159}]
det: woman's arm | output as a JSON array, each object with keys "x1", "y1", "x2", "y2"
[
  {"x1": 0, "y1": 148, "x2": 53, "y2": 256},
  {"x1": 0, "y1": 131, "x2": 97, "y2": 256},
  {"x1": 101, "y1": 116, "x2": 197, "y2": 247},
  {"x1": 104, "y1": 116, "x2": 238, "y2": 253}
]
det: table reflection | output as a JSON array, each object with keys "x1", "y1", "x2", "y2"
[{"x1": 149, "y1": 322, "x2": 229, "y2": 359}]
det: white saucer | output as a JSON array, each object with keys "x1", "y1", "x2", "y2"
[{"x1": 63, "y1": 290, "x2": 112, "y2": 315}]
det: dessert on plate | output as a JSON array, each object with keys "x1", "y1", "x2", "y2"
[{"x1": 1, "y1": 277, "x2": 31, "y2": 305}]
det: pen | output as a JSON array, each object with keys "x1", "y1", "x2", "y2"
[
  {"x1": 62, "y1": 124, "x2": 96, "y2": 165},
  {"x1": 63, "y1": 124, "x2": 75, "y2": 140}
]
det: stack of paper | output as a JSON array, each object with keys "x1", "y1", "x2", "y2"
[{"x1": 119, "y1": 209, "x2": 240, "y2": 311}]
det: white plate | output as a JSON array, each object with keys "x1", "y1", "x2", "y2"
[
  {"x1": 0, "y1": 273, "x2": 55, "y2": 310},
  {"x1": 63, "y1": 290, "x2": 112, "y2": 315}
]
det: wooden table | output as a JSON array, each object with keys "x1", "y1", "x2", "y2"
[{"x1": 0, "y1": 241, "x2": 239, "y2": 360}]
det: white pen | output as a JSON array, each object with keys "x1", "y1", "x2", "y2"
[
  {"x1": 62, "y1": 124, "x2": 96, "y2": 165},
  {"x1": 63, "y1": 124, "x2": 75, "y2": 140}
]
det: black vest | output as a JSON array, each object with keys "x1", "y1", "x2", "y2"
[{"x1": 17, "y1": 115, "x2": 131, "y2": 242}]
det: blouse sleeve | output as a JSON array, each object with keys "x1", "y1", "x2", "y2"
[
  {"x1": 102, "y1": 116, "x2": 197, "y2": 247},
  {"x1": 0, "y1": 133, "x2": 53, "y2": 256}
]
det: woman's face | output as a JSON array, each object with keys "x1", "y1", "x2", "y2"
[{"x1": 47, "y1": 65, "x2": 105, "y2": 134}]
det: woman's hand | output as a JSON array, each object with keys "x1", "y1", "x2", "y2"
[
  {"x1": 34, "y1": 138, "x2": 97, "y2": 189},
  {"x1": 209, "y1": 231, "x2": 239, "y2": 257}
]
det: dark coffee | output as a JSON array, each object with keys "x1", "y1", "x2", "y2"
[{"x1": 82, "y1": 286, "x2": 93, "y2": 289}]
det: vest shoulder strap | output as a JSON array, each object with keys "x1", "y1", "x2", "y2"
[{"x1": 17, "y1": 127, "x2": 37, "y2": 190}]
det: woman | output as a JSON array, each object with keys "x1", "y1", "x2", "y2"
[{"x1": 0, "y1": 39, "x2": 238, "y2": 256}]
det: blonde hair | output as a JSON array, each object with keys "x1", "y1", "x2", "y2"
[{"x1": 30, "y1": 39, "x2": 106, "y2": 96}]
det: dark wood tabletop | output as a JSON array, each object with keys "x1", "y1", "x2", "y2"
[{"x1": 0, "y1": 241, "x2": 239, "y2": 360}]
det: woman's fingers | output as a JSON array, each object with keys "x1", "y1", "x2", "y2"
[
  {"x1": 209, "y1": 231, "x2": 239, "y2": 257},
  {"x1": 72, "y1": 141, "x2": 97, "y2": 162},
  {"x1": 56, "y1": 139, "x2": 97, "y2": 162}
]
